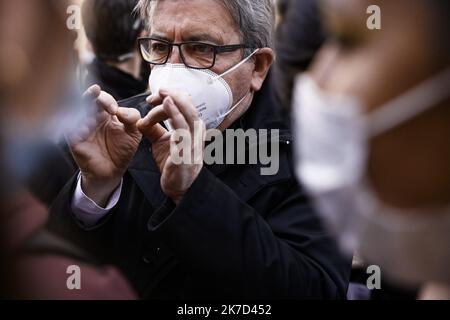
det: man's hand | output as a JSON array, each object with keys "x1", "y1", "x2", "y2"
[
  {"x1": 137, "y1": 89, "x2": 206, "y2": 205},
  {"x1": 68, "y1": 85, "x2": 142, "y2": 207}
]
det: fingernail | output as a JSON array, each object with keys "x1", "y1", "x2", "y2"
[{"x1": 164, "y1": 96, "x2": 174, "y2": 108}]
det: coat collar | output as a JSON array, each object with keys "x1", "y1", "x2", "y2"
[{"x1": 87, "y1": 59, "x2": 148, "y2": 101}]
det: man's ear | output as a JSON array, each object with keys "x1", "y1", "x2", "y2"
[{"x1": 250, "y1": 48, "x2": 275, "y2": 92}]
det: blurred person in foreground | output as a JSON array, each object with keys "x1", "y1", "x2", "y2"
[
  {"x1": 47, "y1": 0, "x2": 351, "y2": 299},
  {"x1": 275, "y1": 0, "x2": 380, "y2": 300},
  {"x1": 0, "y1": 0, "x2": 135, "y2": 299},
  {"x1": 277, "y1": 0, "x2": 450, "y2": 299},
  {"x1": 82, "y1": 0, "x2": 148, "y2": 100}
]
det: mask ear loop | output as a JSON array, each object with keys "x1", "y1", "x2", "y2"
[
  {"x1": 367, "y1": 67, "x2": 450, "y2": 137},
  {"x1": 216, "y1": 91, "x2": 251, "y2": 122},
  {"x1": 207, "y1": 49, "x2": 260, "y2": 84}
]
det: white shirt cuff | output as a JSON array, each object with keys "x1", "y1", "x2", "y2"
[{"x1": 71, "y1": 173, "x2": 123, "y2": 228}]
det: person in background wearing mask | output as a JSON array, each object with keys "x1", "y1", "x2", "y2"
[
  {"x1": 275, "y1": 0, "x2": 377, "y2": 300},
  {"x1": 47, "y1": 0, "x2": 351, "y2": 299},
  {"x1": 0, "y1": 0, "x2": 136, "y2": 299},
  {"x1": 82, "y1": 0, "x2": 148, "y2": 100},
  {"x1": 279, "y1": 0, "x2": 450, "y2": 299}
]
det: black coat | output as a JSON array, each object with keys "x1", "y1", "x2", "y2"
[
  {"x1": 84, "y1": 58, "x2": 148, "y2": 101},
  {"x1": 47, "y1": 78, "x2": 351, "y2": 299}
]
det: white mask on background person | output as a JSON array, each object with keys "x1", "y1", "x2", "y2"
[
  {"x1": 292, "y1": 68, "x2": 450, "y2": 287},
  {"x1": 149, "y1": 49, "x2": 259, "y2": 130}
]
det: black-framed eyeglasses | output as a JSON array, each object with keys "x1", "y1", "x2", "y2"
[{"x1": 138, "y1": 37, "x2": 255, "y2": 70}]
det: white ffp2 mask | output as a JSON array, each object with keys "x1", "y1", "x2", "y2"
[{"x1": 149, "y1": 50, "x2": 258, "y2": 130}]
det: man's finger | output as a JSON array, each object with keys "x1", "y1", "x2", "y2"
[
  {"x1": 137, "y1": 122, "x2": 167, "y2": 143},
  {"x1": 140, "y1": 105, "x2": 169, "y2": 128},
  {"x1": 97, "y1": 91, "x2": 119, "y2": 115},
  {"x1": 159, "y1": 88, "x2": 199, "y2": 129},
  {"x1": 146, "y1": 92, "x2": 164, "y2": 107},
  {"x1": 83, "y1": 84, "x2": 101, "y2": 100},
  {"x1": 116, "y1": 107, "x2": 142, "y2": 132},
  {"x1": 137, "y1": 106, "x2": 170, "y2": 143},
  {"x1": 163, "y1": 96, "x2": 190, "y2": 131}
]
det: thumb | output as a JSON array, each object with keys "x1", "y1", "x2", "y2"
[{"x1": 116, "y1": 107, "x2": 142, "y2": 133}]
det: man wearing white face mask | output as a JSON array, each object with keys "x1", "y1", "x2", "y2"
[
  {"x1": 281, "y1": 0, "x2": 450, "y2": 299},
  {"x1": 46, "y1": 0, "x2": 351, "y2": 299}
]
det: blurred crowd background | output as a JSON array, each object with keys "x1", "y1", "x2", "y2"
[{"x1": 0, "y1": 0, "x2": 449, "y2": 301}]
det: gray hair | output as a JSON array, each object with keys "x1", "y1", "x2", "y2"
[{"x1": 136, "y1": 0, "x2": 275, "y2": 52}]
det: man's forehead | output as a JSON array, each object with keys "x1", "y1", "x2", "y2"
[
  {"x1": 149, "y1": 0, "x2": 239, "y2": 42},
  {"x1": 150, "y1": 19, "x2": 226, "y2": 43}
]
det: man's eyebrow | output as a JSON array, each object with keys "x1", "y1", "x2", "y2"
[
  {"x1": 149, "y1": 33, "x2": 224, "y2": 44},
  {"x1": 184, "y1": 33, "x2": 223, "y2": 44},
  {"x1": 149, "y1": 34, "x2": 172, "y2": 42}
]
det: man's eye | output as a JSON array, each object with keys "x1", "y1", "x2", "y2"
[
  {"x1": 152, "y1": 43, "x2": 169, "y2": 53},
  {"x1": 192, "y1": 44, "x2": 213, "y2": 54}
]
